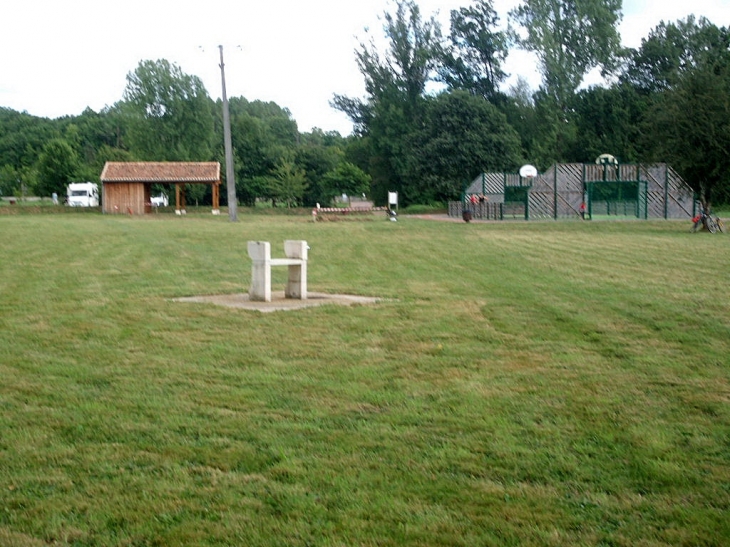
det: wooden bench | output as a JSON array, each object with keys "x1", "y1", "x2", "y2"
[{"x1": 247, "y1": 240, "x2": 308, "y2": 302}]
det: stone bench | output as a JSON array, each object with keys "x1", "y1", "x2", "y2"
[{"x1": 247, "y1": 240, "x2": 308, "y2": 302}]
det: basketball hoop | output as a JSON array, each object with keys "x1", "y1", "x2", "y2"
[{"x1": 519, "y1": 164, "x2": 538, "y2": 180}]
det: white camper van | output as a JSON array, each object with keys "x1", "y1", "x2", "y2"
[{"x1": 66, "y1": 182, "x2": 99, "y2": 207}]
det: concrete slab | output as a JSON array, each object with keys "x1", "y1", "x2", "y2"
[{"x1": 172, "y1": 291, "x2": 382, "y2": 313}]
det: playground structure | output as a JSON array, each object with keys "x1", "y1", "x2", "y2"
[{"x1": 450, "y1": 163, "x2": 695, "y2": 221}]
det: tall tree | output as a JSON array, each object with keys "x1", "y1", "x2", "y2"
[
  {"x1": 564, "y1": 83, "x2": 645, "y2": 163},
  {"x1": 320, "y1": 162, "x2": 372, "y2": 204},
  {"x1": 224, "y1": 97, "x2": 299, "y2": 206},
  {"x1": 268, "y1": 159, "x2": 307, "y2": 208},
  {"x1": 648, "y1": 63, "x2": 730, "y2": 208},
  {"x1": 36, "y1": 138, "x2": 79, "y2": 197},
  {"x1": 439, "y1": 0, "x2": 509, "y2": 100},
  {"x1": 379, "y1": 0, "x2": 442, "y2": 107},
  {"x1": 510, "y1": 0, "x2": 623, "y2": 111},
  {"x1": 123, "y1": 59, "x2": 214, "y2": 161},
  {"x1": 410, "y1": 91, "x2": 524, "y2": 201},
  {"x1": 332, "y1": 0, "x2": 442, "y2": 130},
  {"x1": 295, "y1": 142, "x2": 343, "y2": 206},
  {"x1": 332, "y1": 0, "x2": 442, "y2": 204},
  {"x1": 622, "y1": 16, "x2": 730, "y2": 93}
]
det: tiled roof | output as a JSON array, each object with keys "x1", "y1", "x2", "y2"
[{"x1": 100, "y1": 162, "x2": 220, "y2": 183}]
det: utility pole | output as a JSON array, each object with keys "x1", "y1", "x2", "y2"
[{"x1": 219, "y1": 45, "x2": 238, "y2": 221}]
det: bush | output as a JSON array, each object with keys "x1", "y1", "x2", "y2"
[{"x1": 400, "y1": 202, "x2": 447, "y2": 215}]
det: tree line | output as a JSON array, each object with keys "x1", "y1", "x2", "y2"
[{"x1": 1, "y1": 0, "x2": 729, "y2": 208}]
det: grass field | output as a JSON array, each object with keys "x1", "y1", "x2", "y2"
[{"x1": 0, "y1": 213, "x2": 728, "y2": 546}]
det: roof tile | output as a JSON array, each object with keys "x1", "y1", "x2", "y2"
[{"x1": 101, "y1": 162, "x2": 220, "y2": 183}]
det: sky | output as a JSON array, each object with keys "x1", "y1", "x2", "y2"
[{"x1": 2, "y1": 0, "x2": 730, "y2": 136}]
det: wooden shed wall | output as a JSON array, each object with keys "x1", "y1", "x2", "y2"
[{"x1": 103, "y1": 182, "x2": 150, "y2": 215}]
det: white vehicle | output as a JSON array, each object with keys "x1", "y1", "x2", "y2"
[
  {"x1": 150, "y1": 193, "x2": 169, "y2": 207},
  {"x1": 66, "y1": 182, "x2": 99, "y2": 207}
]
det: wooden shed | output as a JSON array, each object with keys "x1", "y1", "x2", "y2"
[{"x1": 100, "y1": 162, "x2": 221, "y2": 215}]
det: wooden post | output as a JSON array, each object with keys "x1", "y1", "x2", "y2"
[
  {"x1": 212, "y1": 182, "x2": 220, "y2": 214},
  {"x1": 180, "y1": 184, "x2": 186, "y2": 213},
  {"x1": 175, "y1": 184, "x2": 187, "y2": 215}
]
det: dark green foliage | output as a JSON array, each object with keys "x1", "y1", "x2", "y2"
[
  {"x1": 377, "y1": 0, "x2": 442, "y2": 107},
  {"x1": 439, "y1": 0, "x2": 508, "y2": 100},
  {"x1": 35, "y1": 138, "x2": 79, "y2": 197},
  {"x1": 320, "y1": 161, "x2": 372, "y2": 203},
  {"x1": 411, "y1": 91, "x2": 523, "y2": 199},
  {"x1": 510, "y1": 0, "x2": 623, "y2": 111},
  {"x1": 334, "y1": 0, "x2": 521, "y2": 205},
  {"x1": 268, "y1": 159, "x2": 308, "y2": 207},
  {"x1": 622, "y1": 16, "x2": 730, "y2": 93},
  {"x1": 647, "y1": 63, "x2": 730, "y2": 207},
  {"x1": 296, "y1": 143, "x2": 344, "y2": 205},
  {"x1": 223, "y1": 97, "x2": 300, "y2": 206},
  {"x1": 0, "y1": 108, "x2": 58, "y2": 171},
  {"x1": 123, "y1": 59, "x2": 215, "y2": 161},
  {"x1": 564, "y1": 84, "x2": 647, "y2": 163},
  {"x1": 621, "y1": 16, "x2": 730, "y2": 206}
]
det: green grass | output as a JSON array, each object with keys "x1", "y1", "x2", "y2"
[{"x1": 1, "y1": 213, "x2": 728, "y2": 546}]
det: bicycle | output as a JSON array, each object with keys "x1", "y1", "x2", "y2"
[{"x1": 691, "y1": 209, "x2": 726, "y2": 233}]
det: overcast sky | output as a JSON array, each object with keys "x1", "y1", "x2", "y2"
[{"x1": 2, "y1": 0, "x2": 729, "y2": 135}]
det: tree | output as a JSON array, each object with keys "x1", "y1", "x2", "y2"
[
  {"x1": 439, "y1": 0, "x2": 509, "y2": 100},
  {"x1": 57, "y1": 107, "x2": 125, "y2": 169},
  {"x1": 268, "y1": 160, "x2": 307, "y2": 207},
  {"x1": 410, "y1": 91, "x2": 524, "y2": 201},
  {"x1": 332, "y1": 0, "x2": 442, "y2": 130},
  {"x1": 224, "y1": 97, "x2": 299, "y2": 206},
  {"x1": 373, "y1": 0, "x2": 442, "y2": 107},
  {"x1": 0, "y1": 164, "x2": 20, "y2": 196},
  {"x1": 622, "y1": 16, "x2": 730, "y2": 93},
  {"x1": 320, "y1": 162, "x2": 371, "y2": 204},
  {"x1": 648, "y1": 63, "x2": 730, "y2": 208},
  {"x1": 510, "y1": 0, "x2": 623, "y2": 111},
  {"x1": 564, "y1": 83, "x2": 645, "y2": 162},
  {"x1": 295, "y1": 143, "x2": 344, "y2": 206},
  {"x1": 123, "y1": 59, "x2": 215, "y2": 161},
  {"x1": 332, "y1": 0, "x2": 443, "y2": 204},
  {"x1": 36, "y1": 138, "x2": 79, "y2": 197},
  {"x1": 0, "y1": 108, "x2": 58, "y2": 171}
]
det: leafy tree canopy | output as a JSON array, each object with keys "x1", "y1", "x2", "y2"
[
  {"x1": 123, "y1": 59, "x2": 215, "y2": 161},
  {"x1": 36, "y1": 138, "x2": 79, "y2": 197},
  {"x1": 510, "y1": 0, "x2": 623, "y2": 110},
  {"x1": 647, "y1": 63, "x2": 730, "y2": 207},
  {"x1": 410, "y1": 90, "x2": 524, "y2": 201},
  {"x1": 320, "y1": 162, "x2": 371, "y2": 204},
  {"x1": 622, "y1": 16, "x2": 730, "y2": 93},
  {"x1": 267, "y1": 159, "x2": 308, "y2": 207},
  {"x1": 439, "y1": 0, "x2": 509, "y2": 100},
  {"x1": 332, "y1": 0, "x2": 442, "y2": 132}
]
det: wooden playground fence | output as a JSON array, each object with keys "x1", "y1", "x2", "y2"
[{"x1": 449, "y1": 201, "x2": 503, "y2": 220}]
